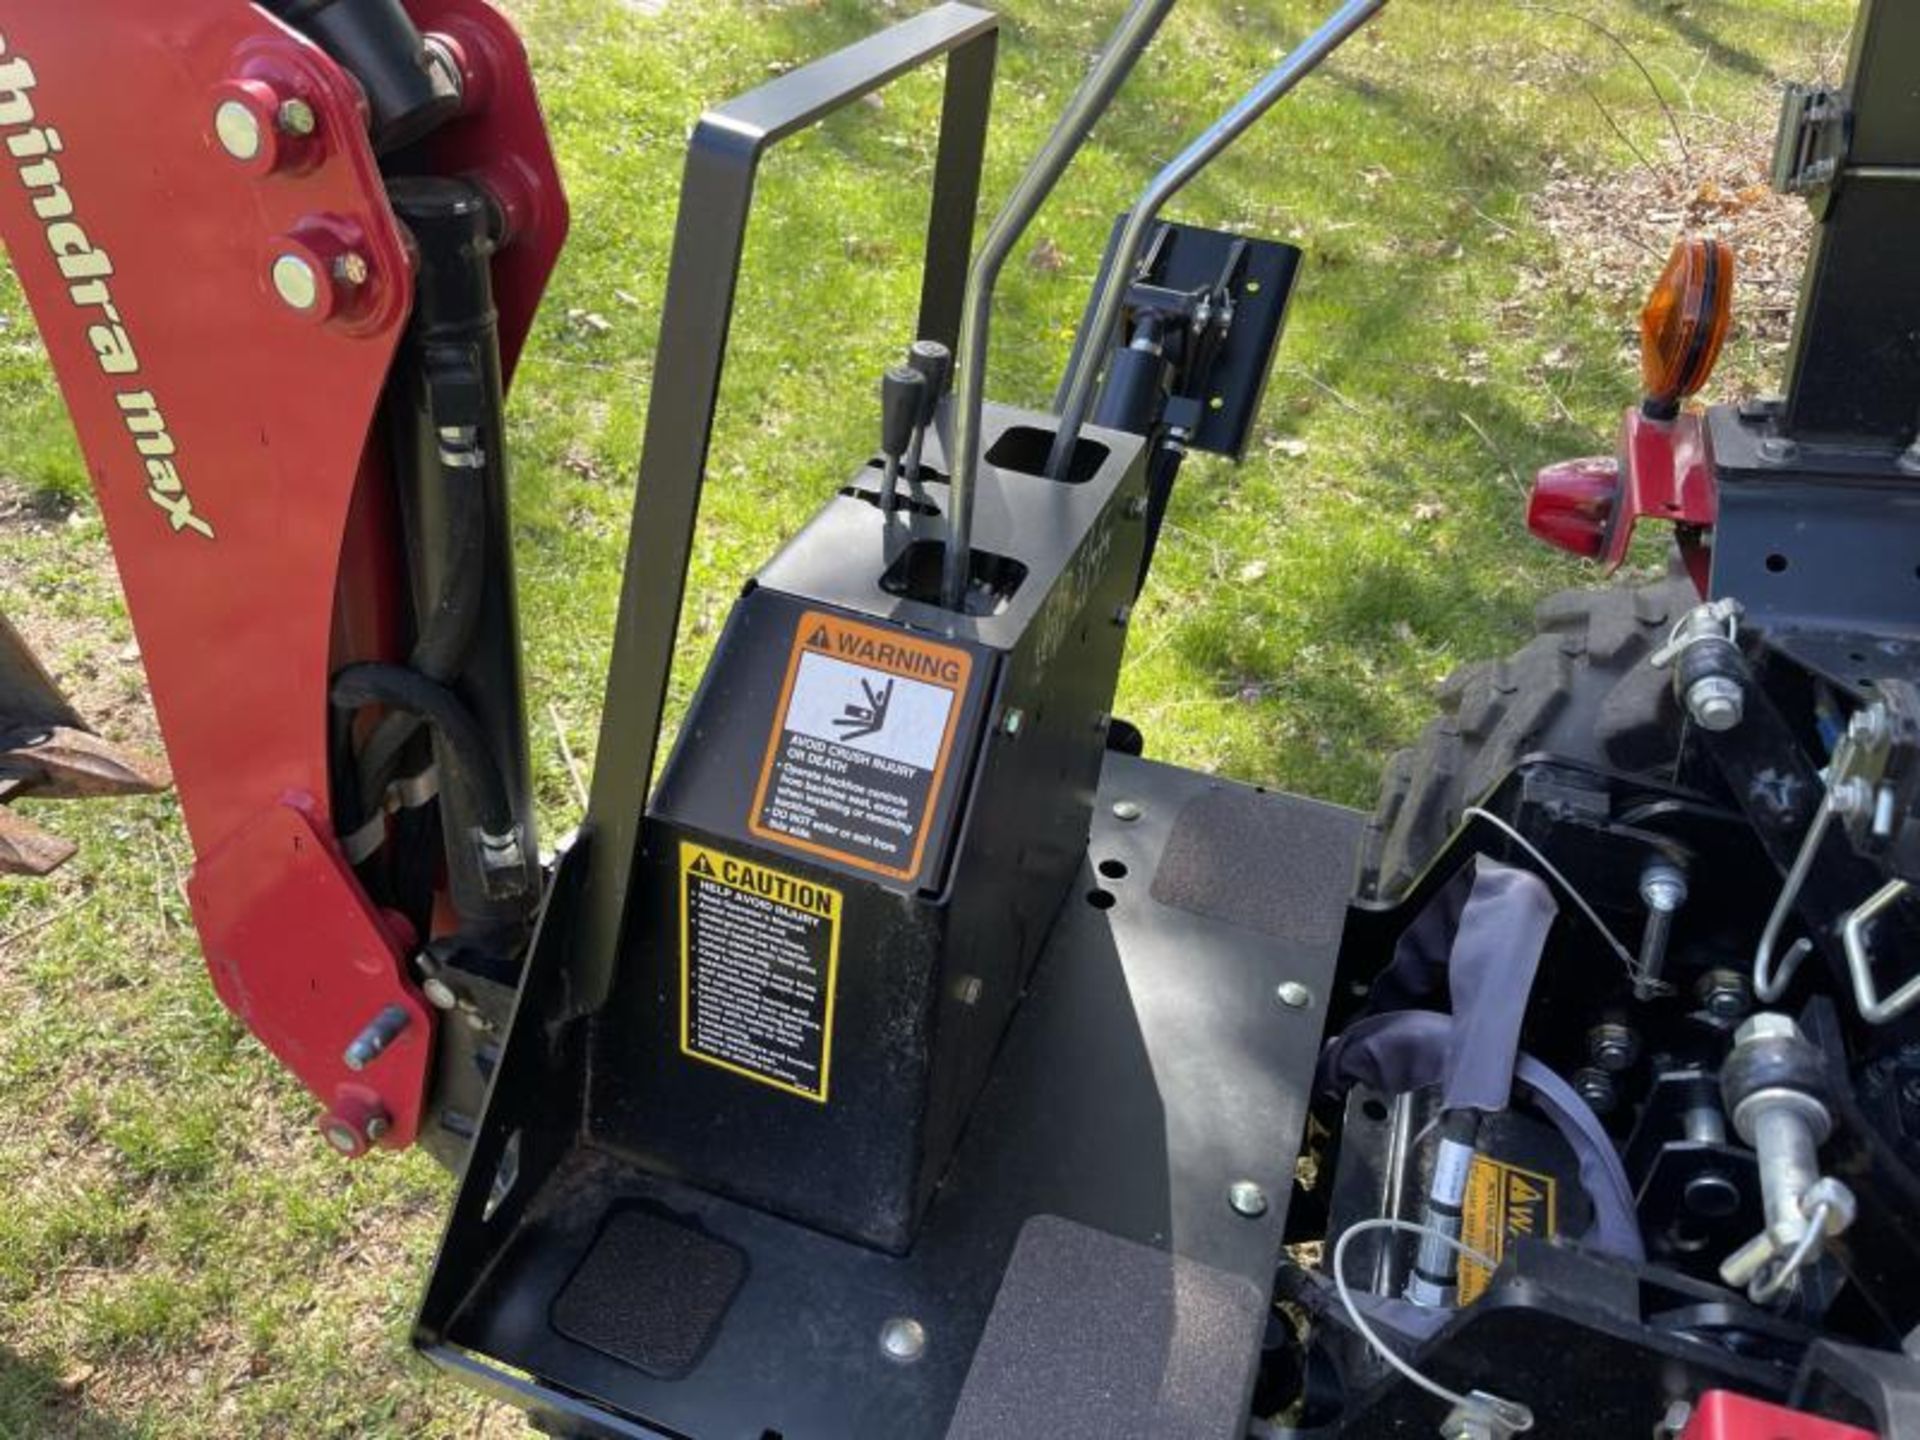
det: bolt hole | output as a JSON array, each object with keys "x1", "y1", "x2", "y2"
[
  {"x1": 1850, "y1": 651, "x2": 1868, "y2": 663},
  {"x1": 1361, "y1": 1098, "x2": 1390, "y2": 1123},
  {"x1": 1859, "y1": 678, "x2": 1877, "y2": 689},
  {"x1": 1765, "y1": 552, "x2": 1789, "y2": 574},
  {"x1": 1086, "y1": 888, "x2": 1116, "y2": 911},
  {"x1": 1098, "y1": 858, "x2": 1129, "y2": 880}
]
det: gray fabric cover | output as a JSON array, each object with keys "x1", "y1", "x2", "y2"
[{"x1": 1316, "y1": 856, "x2": 1644, "y2": 1261}]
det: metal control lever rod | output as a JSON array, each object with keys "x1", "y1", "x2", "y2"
[
  {"x1": 1044, "y1": 0, "x2": 1389, "y2": 483},
  {"x1": 904, "y1": 339, "x2": 953, "y2": 486},
  {"x1": 940, "y1": 0, "x2": 1182, "y2": 610},
  {"x1": 879, "y1": 366, "x2": 927, "y2": 512}
]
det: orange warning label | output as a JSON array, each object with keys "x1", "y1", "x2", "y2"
[
  {"x1": 749, "y1": 611, "x2": 973, "y2": 881},
  {"x1": 1459, "y1": 1155, "x2": 1557, "y2": 1303}
]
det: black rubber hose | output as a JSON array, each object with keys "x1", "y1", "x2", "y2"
[
  {"x1": 409, "y1": 451, "x2": 487, "y2": 683},
  {"x1": 349, "y1": 454, "x2": 489, "y2": 816},
  {"x1": 330, "y1": 663, "x2": 514, "y2": 838}
]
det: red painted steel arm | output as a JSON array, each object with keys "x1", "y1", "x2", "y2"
[{"x1": 0, "y1": 0, "x2": 566, "y2": 1154}]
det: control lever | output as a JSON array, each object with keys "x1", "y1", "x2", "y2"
[
  {"x1": 878, "y1": 366, "x2": 927, "y2": 514},
  {"x1": 904, "y1": 339, "x2": 952, "y2": 486}
]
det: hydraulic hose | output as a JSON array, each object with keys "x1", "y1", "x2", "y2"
[
  {"x1": 329, "y1": 663, "x2": 522, "y2": 897},
  {"x1": 350, "y1": 440, "x2": 489, "y2": 818}
]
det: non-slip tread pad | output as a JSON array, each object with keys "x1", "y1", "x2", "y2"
[
  {"x1": 945, "y1": 1215, "x2": 1265, "y2": 1440},
  {"x1": 549, "y1": 1207, "x2": 745, "y2": 1380},
  {"x1": 1149, "y1": 786, "x2": 1361, "y2": 946}
]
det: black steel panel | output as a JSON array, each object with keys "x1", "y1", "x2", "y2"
[
  {"x1": 1780, "y1": 0, "x2": 1920, "y2": 442},
  {"x1": 577, "y1": 5, "x2": 1000, "y2": 1017},
  {"x1": 417, "y1": 755, "x2": 1363, "y2": 1438},
  {"x1": 1707, "y1": 407, "x2": 1920, "y2": 654}
]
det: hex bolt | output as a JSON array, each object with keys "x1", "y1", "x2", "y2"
[
  {"x1": 1699, "y1": 968, "x2": 1751, "y2": 1021},
  {"x1": 333, "y1": 251, "x2": 371, "y2": 287},
  {"x1": 319, "y1": 1118, "x2": 360, "y2": 1155},
  {"x1": 365, "y1": 1113, "x2": 391, "y2": 1144},
  {"x1": 276, "y1": 97, "x2": 317, "y2": 137},
  {"x1": 1757, "y1": 437, "x2": 1800, "y2": 467},
  {"x1": 1000, "y1": 707, "x2": 1026, "y2": 738},
  {"x1": 879, "y1": 1317, "x2": 927, "y2": 1364},
  {"x1": 1111, "y1": 799, "x2": 1143, "y2": 822},
  {"x1": 271, "y1": 253, "x2": 321, "y2": 312},
  {"x1": 1228, "y1": 1180, "x2": 1269, "y2": 1217},
  {"x1": 1573, "y1": 1067, "x2": 1617, "y2": 1116},
  {"x1": 422, "y1": 977, "x2": 459, "y2": 1011},
  {"x1": 1634, "y1": 861, "x2": 1688, "y2": 1000},
  {"x1": 1276, "y1": 981, "x2": 1314, "y2": 1011},
  {"x1": 1588, "y1": 1021, "x2": 1639, "y2": 1073},
  {"x1": 343, "y1": 1003, "x2": 411, "y2": 1072},
  {"x1": 1685, "y1": 674, "x2": 1745, "y2": 732},
  {"x1": 214, "y1": 99, "x2": 264, "y2": 162}
]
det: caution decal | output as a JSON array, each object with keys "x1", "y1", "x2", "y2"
[
  {"x1": 1458, "y1": 1155, "x2": 1557, "y2": 1303},
  {"x1": 680, "y1": 841, "x2": 842, "y2": 1103},
  {"x1": 749, "y1": 610, "x2": 973, "y2": 881}
]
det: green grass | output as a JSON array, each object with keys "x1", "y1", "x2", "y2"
[{"x1": 0, "y1": 0, "x2": 1850, "y2": 1432}]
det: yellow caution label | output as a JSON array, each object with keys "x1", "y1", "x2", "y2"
[
  {"x1": 679, "y1": 842, "x2": 841, "y2": 1103},
  {"x1": 1458, "y1": 1155, "x2": 1557, "y2": 1303}
]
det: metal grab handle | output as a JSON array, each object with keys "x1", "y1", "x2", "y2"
[
  {"x1": 1844, "y1": 876, "x2": 1919, "y2": 1023},
  {"x1": 1043, "y1": 0, "x2": 1389, "y2": 483},
  {"x1": 941, "y1": 0, "x2": 1181, "y2": 609},
  {"x1": 576, "y1": 5, "x2": 1000, "y2": 1015}
]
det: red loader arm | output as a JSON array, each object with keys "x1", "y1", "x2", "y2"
[{"x1": 0, "y1": 0, "x2": 566, "y2": 1155}]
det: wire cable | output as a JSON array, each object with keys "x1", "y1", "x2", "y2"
[
  {"x1": 1332, "y1": 1217, "x2": 1534, "y2": 1432},
  {"x1": 1463, "y1": 806, "x2": 1657, "y2": 991}
]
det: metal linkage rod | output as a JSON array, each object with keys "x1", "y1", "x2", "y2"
[
  {"x1": 1044, "y1": 0, "x2": 1388, "y2": 483},
  {"x1": 941, "y1": 0, "x2": 1180, "y2": 610}
]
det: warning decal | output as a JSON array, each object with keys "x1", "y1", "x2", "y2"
[
  {"x1": 749, "y1": 611, "x2": 973, "y2": 880},
  {"x1": 680, "y1": 841, "x2": 842, "y2": 1103},
  {"x1": 1458, "y1": 1155, "x2": 1557, "y2": 1304}
]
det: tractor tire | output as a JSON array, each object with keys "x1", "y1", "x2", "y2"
[{"x1": 1355, "y1": 573, "x2": 1698, "y2": 903}]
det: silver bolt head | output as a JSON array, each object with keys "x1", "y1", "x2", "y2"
[
  {"x1": 271, "y1": 253, "x2": 320, "y2": 311},
  {"x1": 365, "y1": 1114, "x2": 390, "y2": 1143},
  {"x1": 320, "y1": 1121, "x2": 359, "y2": 1155},
  {"x1": 1700, "y1": 973, "x2": 1749, "y2": 1019},
  {"x1": 1228, "y1": 1180, "x2": 1269, "y2": 1217},
  {"x1": 1757, "y1": 437, "x2": 1799, "y2": 466},
  {"x1": 276, "y1": 97, "x2": 317, "y2": 137},
  {"x1": 1276, "y1": 981, "x2": 1313, "y2": 1010},
  {"x1": 422, "y1": 977, "x2": 459, "y2": 1011},
  {"x1": 879, "y1": 1316, "x2": 927, "y2": 1363},
  {"x1": 1850, "y1": 706, "x2": 1887, "y2": 745},
  {"x1": 333, "y1": 251, "x2": 370, "y2": 287},
  {"x1": 1111, "y1": 799, "x2": 1143, "y2": 822},
  {"x1": 1639, "y1": 862, "x2": 1688, "y2": 912},
  {"x1": 1686, "y1": 675, "x2": 1745, "y2": 732},
  {"x1": 214, "y1": 99, "x2": 263, "y2": 161}
]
